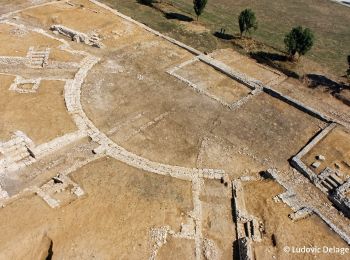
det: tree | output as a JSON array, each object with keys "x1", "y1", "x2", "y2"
[
  {"x1": 284, "y1": 26, "x2": 314, "y2": 61},
  {"x1": 193, "y1": 0, "x2": 208, "y2": 21},
  {"x1": 238, "y1": 9, "x2": 258, "y2": 36},
  {"x1": 137, "y1": 0, "x2": 154, "y2": 6}
]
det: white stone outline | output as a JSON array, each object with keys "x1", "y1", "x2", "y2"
[
  {"x1": 0, "y1": 1, "x2": 348, "y2": 256},
  {"x1": 9, "y1": 75, "x2": 41, "y2": 93},
  {"x1": 166, "y1": 56, "x2": 262, "y2": 110}
]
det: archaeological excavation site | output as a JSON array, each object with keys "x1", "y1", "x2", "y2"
[{"x1": 0, "y1": 0, "x2": 349, "y2": 259}]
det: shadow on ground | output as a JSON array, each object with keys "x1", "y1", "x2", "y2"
[
  {"x1": 304, "y1": 74, "x2": 350, "y2": 106},
  {"x1": 164, "y1": 12, "x2": 193, "y2": 22},
  {"x1": 136, "y1": 0, "x2": 153, "y2": 7},
  {"x1": 250, "y1": 51, "x2": 299, "y2": 79},
  {"x1": 213, "y1": 31, "x2": 235, "y2": 40},
  {"x1": 251, "y1": 51, "x2": 287, "y2": 62},
  {"x1": 305, "y1": 74, "x2": 349, "y2": 94}
]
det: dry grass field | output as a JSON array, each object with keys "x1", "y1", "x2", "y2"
[{"x1": 101, "y1": 0, "x2": 350, "y2": 78}]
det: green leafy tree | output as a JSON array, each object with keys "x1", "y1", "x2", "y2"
[
  {"x1": 193, "y1": 0, "x2": 208, "y2": 21},
  {"x1": 284, "y1": 26, "x2": 314, "y2": 61},
  {"x1": 238, "y1": 9, "x2": 258, "y2": 36},
  {"x1": 137, "y1": 0, "x2": 154, "y2": 6}
]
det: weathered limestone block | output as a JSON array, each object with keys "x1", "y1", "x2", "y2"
[
  {"x1": 50, "y1": 24, "x2": 104, "y2": 48},
  {"x1": 9, "y1": 76, "x2": 41, "y2": 93},
  {"x1": 72, "y1": 186, "x2": 84, "y2": 197},
  {"x1": 289, "y1": 207, "x2": 313, "y2": 221},
  {"x1": 312, "y1": 161, "x2": 321, "y2": 168},
  {"x1": 317, "y1": 155, "x2": 326, "y2": 161},
  {"x1": 0, "y1": 186, "x2": 9, "y2": 200}
]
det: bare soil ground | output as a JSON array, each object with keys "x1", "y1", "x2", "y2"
[
  {"x1": 0, "y1": 76, "x2": 77, "y2": 143},
  {"x1": 0, "y1": 158, "x2": 193, "y2": 259},
  {"x1": 211, "y1": 48, "x2": 286, "y2": 86},
  {"x1": 0, "y1": 0, "x2": 349, "y2": 259},
  {"x1": 175, "y1": 59, "x2": 251, "y2": 104},
  {"x1": 157, "y1": 236, "x2": 196, "y2": 259},
  {"x1": 243, "y1": 180, "x2": 349, "y2": 260},
  {"x1": 275, "y1": 78, "x2": 350, "y2": 126},
  {"x1": 201, "y1": 179, "x2": 235, "y2": 259},
  {"x1": 0, "y1": 23, "x2": 58, "y2": 57},
  {"x1": 210, "y1": 48, "x2": 350, "y2": 126},
  {"x1": 303, "y1": 126, "x2": 350, "y2": 177},
  {"x1": 81, "y1": 36, "x2": 324, "y2": 174},
  {"x1": 0, "y1": 0, "x2": 50, "y2": 15}
]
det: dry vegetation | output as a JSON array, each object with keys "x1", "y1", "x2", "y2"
[{"x1": 101, "y1": 0, "x2": 350, "y2": 79}]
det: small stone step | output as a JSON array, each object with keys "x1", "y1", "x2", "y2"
[
  {"x1": 321, "y1": 181, "x2": 332, "y2": 191},
  {"x1": 324, "y1": 178, "x2": 338, "y2": 189},
  {"x1": 6, "y1": 145, "x2": 27, "y2": 154},
  {"x1": 5, "y1": 148, "x2": 29, "y2": 162},
  {"x1": 3, "y1": 142, "x2": 25, "y2": 153},
  {"x1": 9, "y1": 153, "x2": 29, "y2": 164},
  {"x1": 26, "y1": 47, "x2": 50, "y2": 69},
  {"x1": 31, "y1": 62, "x2": 44, "y2": 66},
  {"x1": 32, "y1": 52, "x2": 47, "y2": 54},
  {"x1": 329, "y1": 174, "x2": 343, "y2": 186},
  {"x1": 2, "y1": 137, "x2": 23, "y2": 148}
]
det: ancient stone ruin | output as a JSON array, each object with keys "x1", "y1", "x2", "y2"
[
  {"x1": 0, "y1": 0, "x2": 349, "y2": 259},
  {"x1": 232, "y1": 180, "x2": 263, "y2": 260},
  {"x1": 50, "y1": 24, "x2": 104, "y2": 48}
]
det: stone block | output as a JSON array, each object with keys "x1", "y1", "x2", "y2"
[{"x1": 312, "y1": 161, "x2": 321, "y2": 169}]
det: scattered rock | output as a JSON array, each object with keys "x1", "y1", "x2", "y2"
[
  {"x1": 316, "y1": 155, "x2": 326, "y2": 161},
  {"x1": 311, "y1": 161, "x2": 321, "y2": 168}
]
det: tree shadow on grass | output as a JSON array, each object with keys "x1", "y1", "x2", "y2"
[
  {"x1": 213, "y1": 31, "x2": 235, "y2": 40},
  {"x1": 164, "y1": 12, "x2": 193, "y2": 22},
  {"x1": 305, "y1": 74, "x2": 349, "y2": 94},
  {"x1": 250, "y1": 51, "x2": 300, "y2": 79},
  {"x1": 251, "y1": 51, "x2": 287, "y2": 62},
  {"x1": 136, "y1": 0, "x2": 153, "y2": 7}
]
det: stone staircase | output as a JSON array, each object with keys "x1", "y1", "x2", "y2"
[
  {"x1": 318, "y1": 167, "x2": 344, "y2": 193},
  {"x1": 241, "y1": 218, "x2": 262, "y2": 242},
  {"x1": 26, "y1": 47, "x2": 50, "y2": 68},
  {"x1": 0, "y1": 131, "x2": 35, "y2": 172},
  {"x1": 321, "y1": 174, "x2": 343, "y2": 192}
]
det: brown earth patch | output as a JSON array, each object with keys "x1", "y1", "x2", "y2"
[
  {"x1": 0, "y1": 157, "x2": 193, "y2": 259},
  {"x1": 243, "y1": 180, "x2": 349, "y2": 260},
  {"x1": 303, "y1": 126, "x2": 350, "y2": 177},
  {"x1": 0, "y1": 76, "x2": 77, "y2": 143}
]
